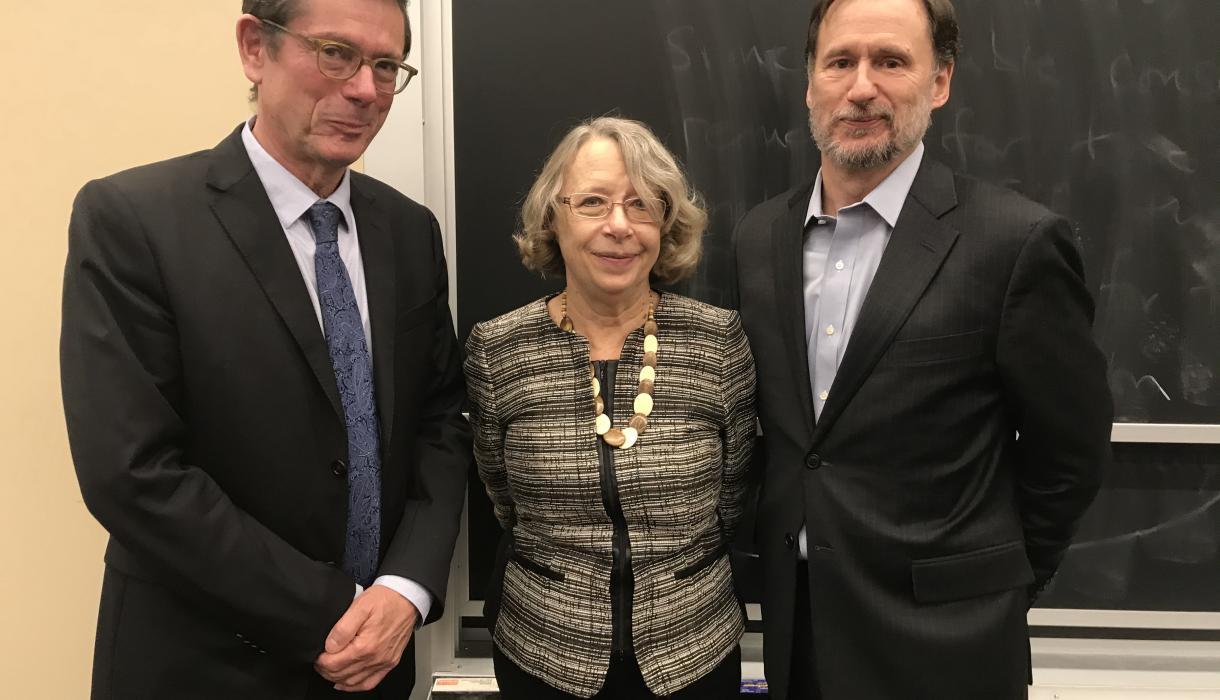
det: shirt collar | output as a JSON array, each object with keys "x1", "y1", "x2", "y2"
[
  {"x1": 241, "y1": 119, "x2": 355, "y2": 232},
  {"x1": 805, "y1": 140, "x2": 925, "y2": 228}
]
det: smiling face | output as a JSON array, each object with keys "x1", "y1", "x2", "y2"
[
  {"x1": 806, "y1": 0, "x2": 952, "y2": 174},
  {"x1": 553, "y1": 137, "x2": 661, "y2": 304},
  {"x1": 238, "y1": 0, "x2": 406, "y2": 193}
]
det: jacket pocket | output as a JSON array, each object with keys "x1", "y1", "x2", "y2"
[
  {"x1": 674, "y1": 542, "x2": 728, "y2": 580},
  {"x1": 884, "y1": 329, "x2": 985, "y2": 366},
  {"x1": 911, "y1": 540, "x2": 1034, "y2": 604},
  {"x1": 510, "y1": 550, "x2": 565, "y2": 582}
]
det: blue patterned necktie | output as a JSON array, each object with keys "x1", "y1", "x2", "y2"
[{"x1": 305, "y1": 201, "x2": 381, "y2": 586}]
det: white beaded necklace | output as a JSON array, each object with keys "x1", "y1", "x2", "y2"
[{"x1": 559, "y1": 291, "x2": 658, "y2": 450}]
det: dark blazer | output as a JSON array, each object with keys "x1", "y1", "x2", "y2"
[
  {"x1": 464, "y1": 293, "x2": 756, "y2": 697},
  {"x1": 61, "y1": 125, "x2": 471, "y2": 699},
  {"x1": 732, "y1": 155, "x2": 1112, "y2": 700}
]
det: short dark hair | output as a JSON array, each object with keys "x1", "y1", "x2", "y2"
[
  {"x1": 243, "y1": 0, "x2": 412, "y2": 101},
  {"x1": 805, "y1": 0, "x2": 960, "y2": 69}
]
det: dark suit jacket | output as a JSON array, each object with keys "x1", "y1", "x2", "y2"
[
  {"x1": 732, "y1": 155, "x2": 1112, "y2": 700},
  {"x1": 61, "y1": 125, "x2": 471, "y2": 699}
]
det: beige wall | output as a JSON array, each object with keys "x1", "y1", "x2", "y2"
[{"x1": 0, "y1": 3, "x2": 252, "y2": 695}]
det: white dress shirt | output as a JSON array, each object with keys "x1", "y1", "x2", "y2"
[
  {"x1": 798, "y1": 142, "x2": 925, "y2": 559},
  {"x1": 242, "y1": 122, "x2": 432, "y2": 620}
]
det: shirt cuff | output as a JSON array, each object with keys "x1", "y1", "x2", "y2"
[{"x1": 371, "y1": 575, "x2": 433, "y2": 627}]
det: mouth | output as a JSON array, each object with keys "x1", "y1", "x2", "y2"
[
  {"x1": 327, "y1": 119, "x2": 372, "y2": 136},
  {"x1": 593, "y1": 252, "x2": 639, "y2": 268},
  {"x1": 839, "y1": 115, "x2": 888, "y2": 130}
]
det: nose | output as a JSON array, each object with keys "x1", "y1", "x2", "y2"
[
  {"x1": 602, "y1": 203, "x2": 633, "y2": 238},
  {"x1": 846, "y1": 63, "x2": 878, "y2": 103},
  {"x1": 343, "y1": 63, "x2": 379, "y2": 103}
]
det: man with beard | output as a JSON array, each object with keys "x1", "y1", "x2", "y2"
[{"x1": 731, "y1": 0, "x2": 1112, "y2": 697}]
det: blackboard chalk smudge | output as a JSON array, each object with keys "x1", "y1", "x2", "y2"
[{"x1": 1143, "y1": 134, "x2": 1194, "y2": 174}]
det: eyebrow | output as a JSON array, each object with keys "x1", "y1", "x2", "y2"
[
  {"x1": 822, "y1": 42, "x2": 915, "y2": 61},
  {"x1": 310, "y1": 31, "x2": 404, "y2": 61},
  {"x1": 873, "y1": 45, "x2": 914, "y2": 60}
]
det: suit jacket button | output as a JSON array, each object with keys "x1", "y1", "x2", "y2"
[
  {"x1": 331, "y1": 459, "x2": 348, "y2": 477},
  {"x1": 784, "y1": 533, "x2": 795, "y2": 549},
  {"x1": 805, "y1": 452, "x2": 822, "y2": 470}
]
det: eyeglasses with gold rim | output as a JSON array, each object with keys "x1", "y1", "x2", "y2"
[
  {"x1": 560, "y1": 193, "x2": 666, "y2": 224},
  {"x1": 258, "y1": 18, "x2": 418, "y2": 95}
]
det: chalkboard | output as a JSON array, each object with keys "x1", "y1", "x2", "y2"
[
  {"x1": 453, "y1": 0, "x2": 1220, "y2": 620},
  {"x1": 1042, "y1": 442, "x2": 1220, "y2": 615}
]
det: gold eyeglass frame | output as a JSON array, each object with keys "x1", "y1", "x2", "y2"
[
  {"x1": 559, "y1": 193, "x2": 666, "y2": 224},
  {"x1": 258, "y1": 18, "x2": 418, "y2": 95}
]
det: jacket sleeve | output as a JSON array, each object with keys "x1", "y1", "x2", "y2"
[
  {"x1": 995, "y1": 214, "x2": 1113, "y2": 593},
  {"x1": 60, "y1": 178, "x2": 354, "y2": 663},
  {"x1": 717, "y1": 311, "x2": 758, "y2": 543},
  {"x1": 463, "y1": 323, "x2": 516, "y2": 529},
  {"x1": 377, "y1": 209, "x2": 472, "y2": 625}
]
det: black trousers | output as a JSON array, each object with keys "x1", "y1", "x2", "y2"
[
  {"x1": 493, "y1": 644, "x2": 741, "y2": 700},
  {"x1": 788, "y1": 563, "x2": 821, "y2": 699}
]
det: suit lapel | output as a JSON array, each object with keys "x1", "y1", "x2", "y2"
[
  {"x1": 812, "y1": 158, "x2": 960, "y2": 443},
  {"x1": 350, "y1": 180, "x2": 397, "y2": 451},
  {"x1": 205, "y1": 126, "x2": 344, "y2": 420},
  {"x1": 772, "y1": 183, "x2": 818, "y2": 438}
]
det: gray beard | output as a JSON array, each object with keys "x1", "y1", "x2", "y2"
[{"x1": 809, "y1": 107, "x2": 931, "y2": 172}]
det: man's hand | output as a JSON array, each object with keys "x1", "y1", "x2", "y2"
[{"x1": 314, "y1": 585, "x2": 418, "y2": 692}]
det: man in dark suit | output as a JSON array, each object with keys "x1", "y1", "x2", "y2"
[
  {"x1": 732, "y1": 0, "x2": 1112, "y2": 697},
  {"x1": 60, "y1": 0, "x2": 470, "y2": 696}
]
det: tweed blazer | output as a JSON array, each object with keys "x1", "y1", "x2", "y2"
[{"x1": 464, "y1": 291, "x2": 756, "y2": 697}]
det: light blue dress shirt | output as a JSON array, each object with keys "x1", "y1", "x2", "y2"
[
  {"x1": 798, "y1": 142, "x2": 925, "y2": 559},
  {"x1": 242, "y1": 122, "x2": 432, "y2": 620}
]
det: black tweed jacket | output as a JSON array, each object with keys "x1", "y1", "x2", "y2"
[{"x1": 464, "y1": 291, "x2": 756, "y2": 697}]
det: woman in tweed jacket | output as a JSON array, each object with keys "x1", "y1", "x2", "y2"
[{"x1": 464, "y1": 117, "x2": 757, "y2": 699}]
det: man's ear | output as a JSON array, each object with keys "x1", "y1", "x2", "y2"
[
  {"x1": 930, "y1": 60, "x2": 954, "y2": 110},
  {"x1": 236, "y1": 14, "x2": 269, "y2": 87}
]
